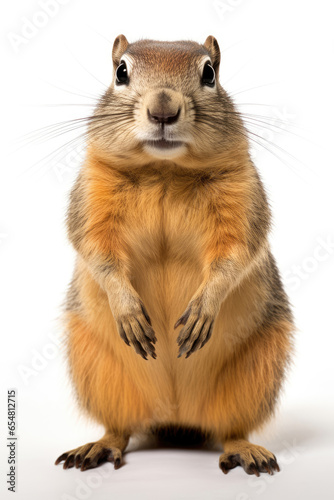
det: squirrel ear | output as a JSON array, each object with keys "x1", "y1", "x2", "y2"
[
  {"x1": 203, "y1": 36, "x2": 221, "y2": 70},
  {"x1": 112, "y1": 34, "x2": 129, "y2": 70}
]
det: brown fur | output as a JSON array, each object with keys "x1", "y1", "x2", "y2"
[{"x1": 55, "y1": 35, "x2": 294, "y2": 476}]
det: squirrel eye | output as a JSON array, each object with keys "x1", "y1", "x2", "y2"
[
  {"x1": 115, "y1": 61, "x2": 129, "y2": 85},
  {"x1": 202, "y1": 62, "x2": 215, "y2": 87}
]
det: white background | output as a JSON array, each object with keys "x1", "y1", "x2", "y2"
[{"x1": 1, "y1": 0, "x2": 334, "y2": 499}]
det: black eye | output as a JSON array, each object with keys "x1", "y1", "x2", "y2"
[
  {"x1": 202, "y1": 62, "x2": 215, "y2": 87},
  {"x1": 116, "y1": 61, "x2": 129, "y2": 85}
]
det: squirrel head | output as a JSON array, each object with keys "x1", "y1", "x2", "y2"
[{"x1": 88, "y1": 35, "x2": 247, "y2": 168}]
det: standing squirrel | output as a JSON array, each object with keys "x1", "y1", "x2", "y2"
[{"x1": 55, "y1": 35, "x2": 294, "y2": 476}]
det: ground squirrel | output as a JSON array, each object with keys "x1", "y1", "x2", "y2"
[{"x1": 55, "y1": 34, "x2": 294, "y2": 476}]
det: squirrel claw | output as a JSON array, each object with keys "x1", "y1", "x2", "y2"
[{"x1": 116, "y1": 311, "x2": 157, "y2": 360}]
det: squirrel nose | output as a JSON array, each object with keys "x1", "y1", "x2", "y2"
[{"x1": 147, "y1": 108, "x2": 180, "y2": 125}]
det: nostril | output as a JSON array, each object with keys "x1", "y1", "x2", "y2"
[
  {"x1": 147, "y1": 108, "x2": 180, "y2": 125},
  {"x1": 166, "y1": 108, "x2": 180, "y2": 124}
]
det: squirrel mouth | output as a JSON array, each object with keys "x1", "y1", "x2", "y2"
[{"x1": 144, "y1": 139, "x2": 184, "y2": 150}]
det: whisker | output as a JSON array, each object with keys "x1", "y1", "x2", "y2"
[
  {"x1": 20, "y1": 131, "x2": 89, "y2": 179},
  {"x1": 224, "y1": 109, "x2": 300, "y2": 128},
  {"x1": 233, "y1": 116, "x2": 305, "y2": 141},
  {"x1": 20, "y1": 112, "x2": 137, "y2": 179},
  {"x1": 16, "y1": 113, "x2": 134, "y2": 147},
  {"x1": 40, "y1": 79, "x2": 101, "y2": 102},
  {"x1": 194, "y1": 110, "x2": 311, "y2": 181},
  {"x1": 228, "y1": 82, "x2": 279, "y2": 98},
  {"x1": 221, "y1": 61, "x2": 252, "y2": 87},
  {"x1": 66, "y1": 46, "x2": 108, "y2": 89},
  {"x1": 26, "y1": 103, "x2": 96, "y2": 108}
]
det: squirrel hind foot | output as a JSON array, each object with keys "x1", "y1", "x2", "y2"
[
  {"x1": 55, "y1": 432, "x2": 129, "y2": 471},
  {"x1": 219, "y1": 439, "x2": 280, "y2": 476}
]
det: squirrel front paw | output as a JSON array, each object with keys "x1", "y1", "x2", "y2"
[
  {"x1": 113, "y1": 299, "x2": 157, "y2": 360},
  {"x1": 174, "y1": 295, "x2": 216, "y2": 358}
]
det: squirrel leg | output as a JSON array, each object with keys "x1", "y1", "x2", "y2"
[
  {"x1": 212, "y1": 319, "x2": 293, "y2": 476},
  {"x1": 55, "y1": 431, "x2": 130, "y2": 471},
  {"x1": 219, "y1": 438, "x2": 280, "y2": 476}
]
